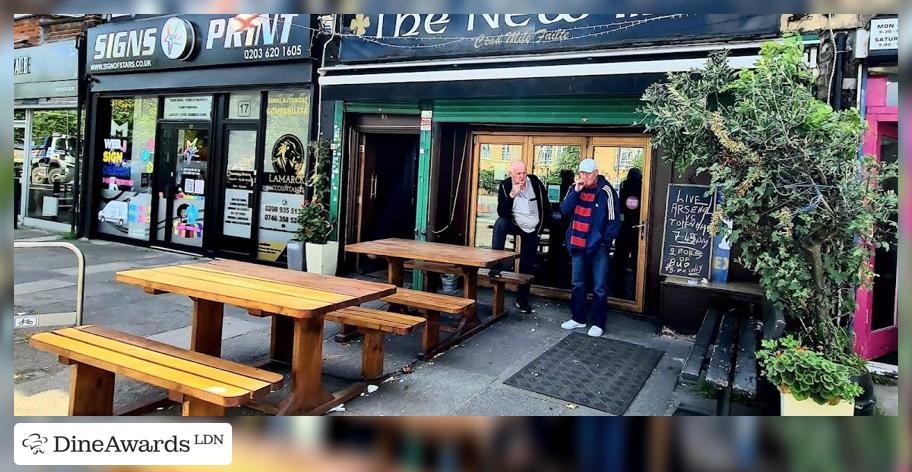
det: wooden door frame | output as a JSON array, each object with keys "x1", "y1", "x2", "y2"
[{"x1": 468, "y1": 131, "x2": 652, "y2": 313}]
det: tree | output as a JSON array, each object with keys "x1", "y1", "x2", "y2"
[{"x1": 639, "y1": 34, "x2": 897, "y2": 364}]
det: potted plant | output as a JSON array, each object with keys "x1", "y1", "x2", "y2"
[
  {"x1": 757, "y1": 336, "x2": 863, "y2": 415},
  {"x1": 293, "y1": 139, "x2": 337, "y2": 275},
  {"x1": 640, "y1": 34, "x2": 897, "y2": 414}
]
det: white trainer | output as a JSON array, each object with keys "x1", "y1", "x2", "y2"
[
  {"x1": 587, "y1": 326, "x2": 604, "y2": 337},
  {"x1": 561, "y1": 319, "x2": 586, "y2": 330}
]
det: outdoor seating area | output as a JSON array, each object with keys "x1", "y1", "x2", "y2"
[{"x1": 23, "y1": 237, "x2": 563, "y2": 416}]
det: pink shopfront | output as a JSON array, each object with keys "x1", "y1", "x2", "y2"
[{"x1": 853, "y1": 15, "x2": 899, "y2": 361}]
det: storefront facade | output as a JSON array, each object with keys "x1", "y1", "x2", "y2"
[
  {"x1": 319, "y1": 14, "x2": 783, "y2": 330},
  {"x1": 83, "y1": 14, "x2": 319, "y2": 264},
  {"x1": 14, "y1": 39, "x2": 82, "y2": 233},
  {"x1": 853, "y1": 15, "x2": 899, "y2": 359}
]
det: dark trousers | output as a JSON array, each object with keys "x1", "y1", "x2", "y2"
[
  {"x1": 491, "y1": 216, "x2": 539, "y2": 305},
  {"x1": 571, "y1": 245, "x2": 612, "y2": 329}
]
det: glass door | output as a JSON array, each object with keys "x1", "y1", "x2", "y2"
[
  {"x1": 155, "y1": 123, "x2": 210, "y2": 250},
  {"x1": 219, "y1": 125, "x2": 259, "y2": 256},
  {"x1": 469, "y1": 133, "x2": 651, "y2": 314},
  {"x1": 588, "y1": 137, "x2": 651, "y2": 312}
]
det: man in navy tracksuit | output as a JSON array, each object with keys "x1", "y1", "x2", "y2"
[{"x1": 559, "y1": 158, "x2": 621, "y2": 337}]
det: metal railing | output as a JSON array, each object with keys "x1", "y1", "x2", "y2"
[{"x1": 13, "y1": 241, "x2": 85, "y2": 328}]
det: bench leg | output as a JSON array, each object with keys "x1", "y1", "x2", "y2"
[
  {"x1": 182, "y1": 398, "x2": 225, "y2": 416},
  {"x1": 69, "y1": 363, "x2": 114, "y2": 416},
  {"x1": 191, "y1": 298, "x2": 224, "y2": 357},
  {"x1": 421, "y1": 310, "x2": 440, "y2": 355},
  {"x1": 386, "y1": 257, "x2": 404, "y2": 286},
  {"x1": 462, "y1": 268, "x2": 480, "y2": 326},
  {"x1": 492, "y1": 282, "x2": 506, "y2": 318},
  {"x1": 361, "y1": 331, "x2": 385, "y2": 380}
]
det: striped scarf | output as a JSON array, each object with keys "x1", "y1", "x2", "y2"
[{"x1": 570, "y1": 186, "x2": 598, "y2": 249}]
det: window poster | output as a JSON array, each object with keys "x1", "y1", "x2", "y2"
[
  {"x1": 97, "y1": 97, "x2": 157, "y2": 241},
  {"x1": 257, "y1": 89, "x2": 312, "y2": 262}
]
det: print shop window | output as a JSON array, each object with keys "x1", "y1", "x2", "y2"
[{"x1": 96, "y1": 97, "x2": 158, "y2": 241}]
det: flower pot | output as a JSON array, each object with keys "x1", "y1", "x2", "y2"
[
  {"x1": 286, "y1": 240, "x2": 305, "y2": 271},
  {"x1": 851, "y1": 372, "x2": 876, "y2": 416},
  {"x1": 305, "y1": 241, "x2": 339, "y2": 275},
  {"x1": 779, "y1": 388, "x2": 854, "y2": 416}
]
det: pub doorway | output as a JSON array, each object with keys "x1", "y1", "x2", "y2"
[
  {"x1": 469, "y1": 132, "x2": 652, "y2": 314},
  {"x1": 350, "y1": 131, "x2": 420, "y2": 274}
]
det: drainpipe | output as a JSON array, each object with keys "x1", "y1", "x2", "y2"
[{"x1": 831, "y1": 32, "x2": 848, "y2": 110}]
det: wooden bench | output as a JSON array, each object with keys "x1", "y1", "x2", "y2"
[
  {"x1": 381, "y1": 288, "x2": 475, "y2": 357},
  {"x1": 680, "y1": 306, "x2": 762, "y2": 415},
  {"x1": 29, "y1": 325, "x2": 284, "y2": 416},
  {"x1": 325, "y1": 307, "x2": 425, "y2": 380},
  {"x1": 477, "y1": 268, "x2": 534, "y2": 317},
  {"x1": 402, "y1": 260, "x2": 532, "y2": 318}
]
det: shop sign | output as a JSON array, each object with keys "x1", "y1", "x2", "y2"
[
  {"x1": 13, "y1": 40, "x2": 78, "y2": 99},
  {"x1": 163, "y1": 96, "x2": 213, "y2": 120},
  {"x1": 869, "y1": 17, "x2": 898, "y2": 51},
  {"x1": 87, "y1": 14, "x2": 312, "y2": 74},
  {"x1": 338, "y1": 14, "x2": 780, "y2": 62}
]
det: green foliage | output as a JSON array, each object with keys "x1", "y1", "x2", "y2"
[
  {"x1": 757, "y1": 336, "x2": 863, "y2": 404},
  {"x1": 478, "y1": 168, "x2": 498, "y2": 194},
  {"x1": 639, "y1": 34, "x2": 898, "y2": 362},
  {"x1": 294, "y1": 139, "x2": 333, "y2": 245},
  {"x1": 695, "y1": 378, "x2": 719, "y2": 399}
]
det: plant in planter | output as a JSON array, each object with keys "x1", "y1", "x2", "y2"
[
  {"x1": 293, "y1": 139, "x2": 337, "y2": 275},
  {"x1": 757, "y1": 336, "x2": 863, "y2": 415},
  {"x1": 639, "y1": 34, "x2": 897, "y2": 413}
]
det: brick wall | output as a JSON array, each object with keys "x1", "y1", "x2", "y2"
[{"x1": 14, "y1": 15, "x2": 104, "y2": 48}]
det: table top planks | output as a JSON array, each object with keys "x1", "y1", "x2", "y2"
[
  {"x1": 345, "y1": 238, "x2": 517, "y2": 268},
  {"x1": 116, "y1": 260, "x2": 397, "y2": 319}
]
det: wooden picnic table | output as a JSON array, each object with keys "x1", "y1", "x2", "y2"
[
  {"x1": 345, "y1": 238, "x2": 517, "y2": 301},
  {"x1": 115, "y1": 259, "x2": 396, "y2": 415}
]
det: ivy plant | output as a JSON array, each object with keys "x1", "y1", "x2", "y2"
[
  {"x1": 639, "y1": 34, "x2": 897, "y2": 364},
  {"x1": 294, "y1": 139, "x2": 334, "y2": 245},
  {"x1": 757, "y1": 336, "x2": 863, "y2": 404}
]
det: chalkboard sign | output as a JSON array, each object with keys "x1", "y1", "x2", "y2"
[{"x1": 660, "y1": 184, "x2": 716, "y2": 280}]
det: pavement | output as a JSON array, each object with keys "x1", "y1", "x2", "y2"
[{"x1": 13, "y1": 226, "x2": 899, "y2": 416}]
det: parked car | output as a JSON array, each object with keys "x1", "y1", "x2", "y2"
[{"x1": 30, "y1": 135, "x2": 77, "y2": 184}]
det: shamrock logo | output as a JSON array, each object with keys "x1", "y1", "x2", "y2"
[{"x1": 350, "y1": 14, "x2": 370, "y2": 36}]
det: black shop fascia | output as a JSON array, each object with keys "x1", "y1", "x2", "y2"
[{"x1": 83, "y1": 14, "x2": 320, "y2": 265}]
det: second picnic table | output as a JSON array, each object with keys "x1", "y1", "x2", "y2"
[{"x1": 345, "y1": 238, "x2": 518, "y2": 321}]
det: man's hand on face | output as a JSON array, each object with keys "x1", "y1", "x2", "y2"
[
  {"x1": 574, "y1": 177, "x2": 585, "y2": 192},
  {"x1": 510, "y1": 177, "x2": 526, "y2": 198}
]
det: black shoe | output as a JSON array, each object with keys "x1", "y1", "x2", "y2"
[
  {"x1": 488, "y1": 269, "x2": 502, "y2": 278},
  {"x1": 515, "y1": 302, "x2": 535, "y2": 314}
]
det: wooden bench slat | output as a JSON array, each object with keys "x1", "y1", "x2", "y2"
[
  {"x1": 681, "y1": 307, "x2": 721, "y2": 383},
  {"x1": 116, "y1": 269, "x2": 331, "y2": 317},
  {"x1": 81, "y1": 325, "x2": 283, "y2": 385},
  {"x1": 158, "y1": 266, "x2": 352, "y2": 304},
  {"x1": 732, "y1": 318, "x2": 761, "y2": 399},
  {"x1": 55, "y1": 327, "x2": 275, "y2": 394},
  {"x1": 403, "y1": 260, "x2": 465, "y2": 275},
  {"x1": 705, "y1": 313, "x2": 739, "y2": 390},
  {"x1": 30, "y1": 332, "x2": 253, "y2": 406},
  {"x1": 381, "y1": 288, "x2": 474, "y2": 315},
  {"x1": 477, "y1": 268, "x2": 534, "y2": 284},
  {"x1": 326, "y1": 307, "x2": 425, "y2": 336}
]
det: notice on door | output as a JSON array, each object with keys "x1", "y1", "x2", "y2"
[
  {"x1": 659, "y1": 184, "x2": 715, "y2": 280},
  {"x1": 223, "y1": 189, "x2": 253, "y2": 238}
]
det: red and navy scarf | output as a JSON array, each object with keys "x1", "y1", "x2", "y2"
[{"x1": 570, "y1": 186, "x2": 598, "y2": 249}]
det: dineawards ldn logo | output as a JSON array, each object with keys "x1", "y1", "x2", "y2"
[{"x1": 14, "y1": 423, "x2": 232, "y2": 465}]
